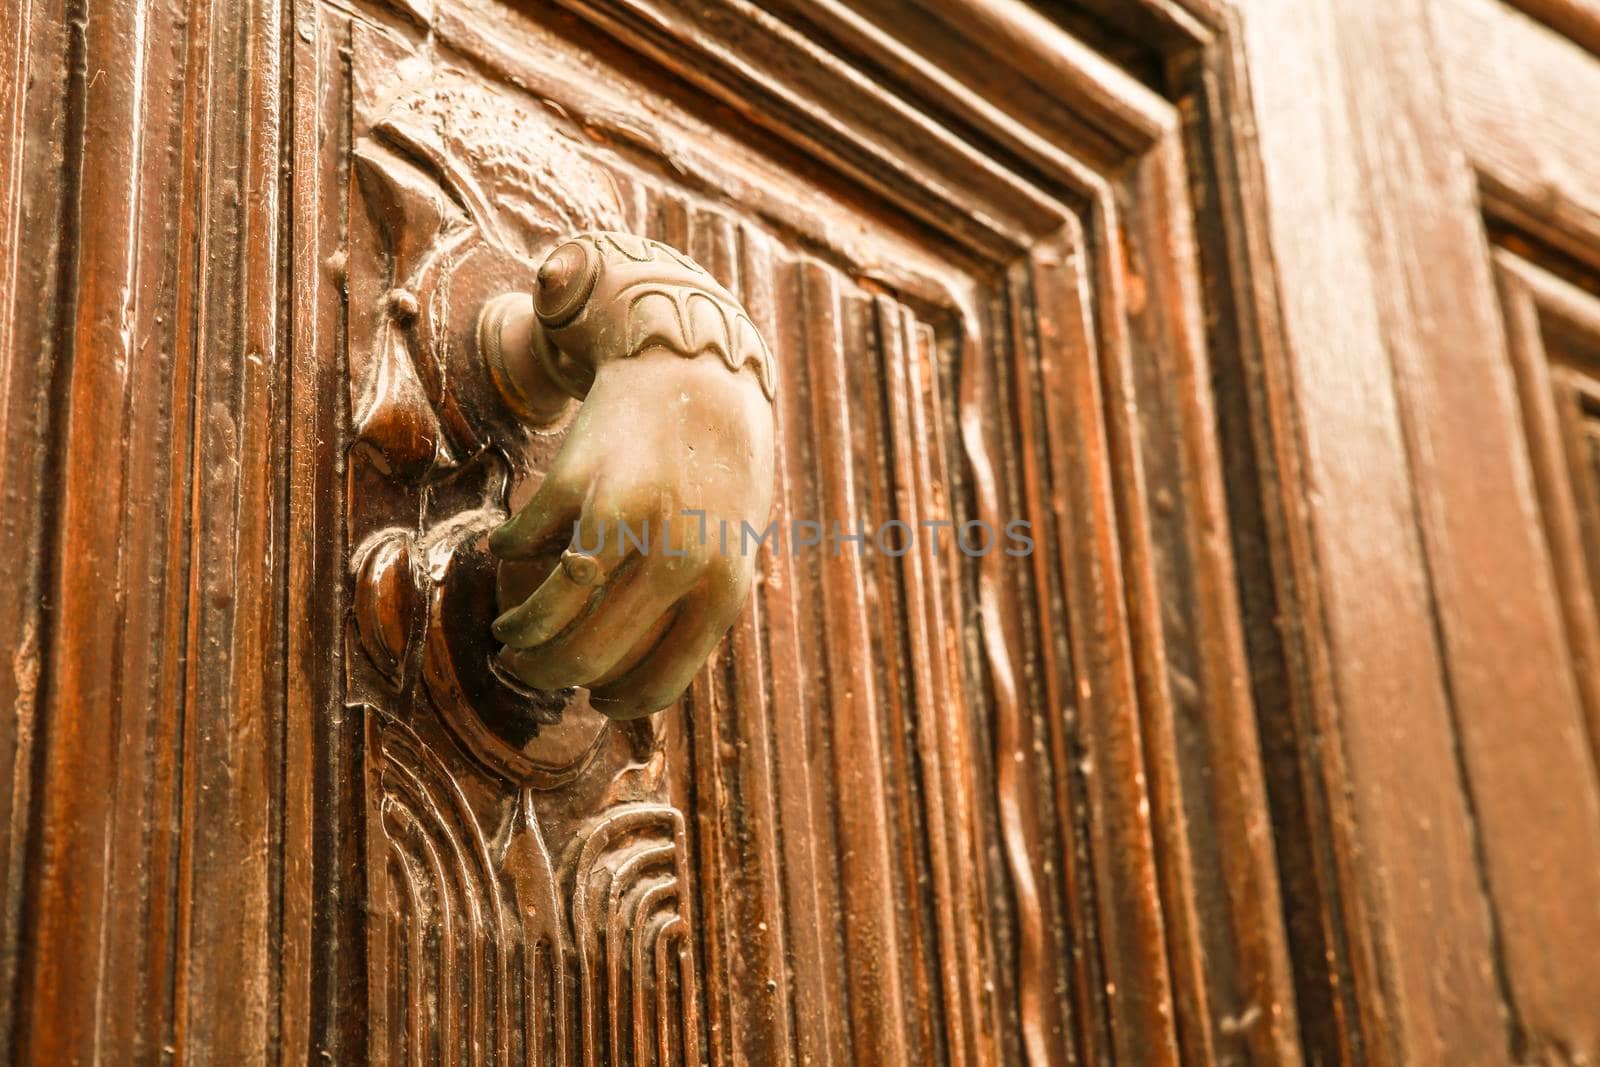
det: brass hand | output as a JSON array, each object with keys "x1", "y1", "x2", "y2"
[{"x1": 481, "y1": 233, "x2": 776, "y2": 718}]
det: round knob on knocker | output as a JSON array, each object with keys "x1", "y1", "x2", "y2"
[{"x1": 477, "y1": 232, "x2": 777, "y2": 719}]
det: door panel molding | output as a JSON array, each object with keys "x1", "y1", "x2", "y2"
[
  {"x1": 1239, "y1": 0, "x2": 1600, "y2": 1063},
  {"x1": 322, "y1": 0, "x2": 1301, "y2": 1063}
]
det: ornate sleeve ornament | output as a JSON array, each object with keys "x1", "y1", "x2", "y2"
[
  {"x1": 484, "y1": 231, "x2": 776, "y2": 418},
  {"x1": 479, "y1": 231, "x2": 778, "y2": 720}
]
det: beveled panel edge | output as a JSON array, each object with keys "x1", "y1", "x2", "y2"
[{"x1": 545, "y1": 0, "x2": 1183, "y2": 259}]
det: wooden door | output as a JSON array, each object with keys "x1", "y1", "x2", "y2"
[
  {"x1": 1, "y1": 0, "x2": 1303, "y2": 1062},
  {"x1": 1235, "y1": 1, "x2": 1600, "y2": 1064},
  {"x1": 4, "y1": 0, "x2": 1597, "y2": 1064}
]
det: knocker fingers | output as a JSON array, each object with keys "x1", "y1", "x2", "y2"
[
  {"x1": 587, "y1": 568, "x2": 750, "y2": 718},
  {"x1": 495, "y1": 558, "x2": 702, "y2": 691},
  {"x1": 487, "y1": 468, "x2": 585, "y2": 561},
  {"x1": 491, "y1": 508, "x2": 626, "y2": 648}
]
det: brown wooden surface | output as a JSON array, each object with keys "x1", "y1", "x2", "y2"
[
  {"x1": 1238, "y1": 0, "x2": 1600, "y2": 1063},
  {"x1": 2, "y1": 0, "x2": 1599, "y2": 1064}
]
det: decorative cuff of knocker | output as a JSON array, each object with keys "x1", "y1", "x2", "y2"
[{"x1": 484, "y1": 231, "x2": 777, "y2": 423}]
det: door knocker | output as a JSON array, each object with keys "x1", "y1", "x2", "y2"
[{"x1": 475, "y1": 231, "x2": 777, "y2": 718}]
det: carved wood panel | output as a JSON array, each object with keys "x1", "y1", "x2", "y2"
[
  {"x1": 319, "y1": 0, "x2": 1297, "y2": 1063},
  {"x1": 14, "y1": 0, "x2": 1600, "y2": 1062},
  {"x1": 0, "y1": 0, "x2": 1300, "y2": 1062},
  {"x1": 1231, "y1": 1, "x2": 1600, "y2": 1062},
  {"x1": 344, "y1": 40, "x2": 709, "y2": 1065},
  {"x1": 341, "y1": 27, "x2": 1004, "y2": 1059}
]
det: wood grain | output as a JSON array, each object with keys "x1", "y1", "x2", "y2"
[
  {"x1": 0, "y1": 0, "x2": 72, "y2": 1061},
  {"x1": 0, "y1": 0, "x2": 1335, "y2": 1062},
  {"x1": 1236, "y1": 2, "x2": 1508, "y2": 1061},
  {"x1": 1237, "y1": 1, "x2": 1600, "y2": 1064}
]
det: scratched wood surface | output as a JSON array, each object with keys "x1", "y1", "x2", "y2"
[
  {"x1": 5, "y1": 0, "x2": 1598, "y2": 1064},
  {"x1": 1237, "y1": 0, "x2": 1600, "y2": 1064}
]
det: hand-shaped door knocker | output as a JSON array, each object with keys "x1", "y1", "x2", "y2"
[{"x1": 477, "y1": 232, "x2": 776, "y2": 719}]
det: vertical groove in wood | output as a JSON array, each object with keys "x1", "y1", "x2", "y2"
[
  {"x1": 102, "y1": 0, "x2": 208, "y2": 1059},
  {"x1": 283, "y1": 0, "x2": 317, "y2": 1055},
  {"x1": 1190, "y1": 22, "x2": 1371, "y2": 1064},
  {"x1": 967, "y1": 277, "x2": 1070, "y2": 1067},
  {"x1": 678, "y1": 204, "x2": 797, "y2": 1065},
  {"x1": 762, "y1": 244, "x2": 851, "y2": 1067},
  {"x1": 285, "y1": 0, "x2": 348, "y2": 1060},
  {"x1": 1107, "y1": 171, "x2": 1216, "y2": 1067},
  {"x1": 15, "y1": 0, "x2": 129, "y2": 1051},
  {"x1": 315, "y1": 18, "x2": 365, "y2": 1065},
  {"x1": 1017, "y1": 221, "x2": 1179, "y2": 1067},
  {"x1": 1068, "y1": 195, "x2": 1190, "y2": 1067},
  {"x1": 852, "y1": 294, "x2": 941, "y2": 1066},
  {"x1": 801, "y1": 258, "x2": 911, "y2": 1065},
  {"x1": 174, "y1": 0, "x2": 288, "y2": 1061},
  {"x1": 1122, "y1": 133, "x2": 1305, "y2": 1066},
  {"x1": 167, "y1": 0, "x2": 222, "y2": 1058},
  {"x1": 0, "y1": 0, "x2": 73, "y2": 1061},
  {"x1": 12, "y1": 0, "x2": 228, "y2": 1060},
  {"x1": 364, "y1": 712, "x2": 391, "y2": 1067},
  {"x1": 1004, "y1": 262, "x2": 1099, "y2": 1067},
  {"x1": 728, "y1": 218, "x2": 800, "y2": 1064},
  {"x1": 906, "y1": 315, "x2": 1007, "y2": 1067},
  {"x1": 874, "y1": 298, "x2": 970, "y2": 1066}
]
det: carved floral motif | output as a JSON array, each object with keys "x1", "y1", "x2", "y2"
[{"x1": 346, "y1": 41, "x2": 701, "y2": 1064}]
